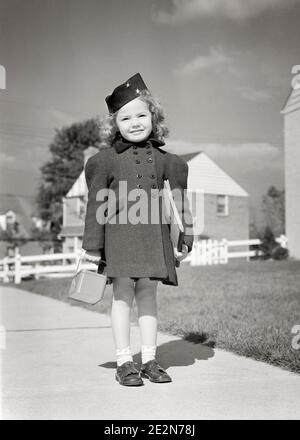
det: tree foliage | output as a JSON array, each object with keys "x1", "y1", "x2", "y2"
[
  {"x1": 262, "y1": 185, "x2": 285, "y2": 236},
  {"x1": 0, "y1": 221, "x2": 28, "y2": 247},
  {"x1": 36, "y1": 118, "x2": 101, "y2": 239}
]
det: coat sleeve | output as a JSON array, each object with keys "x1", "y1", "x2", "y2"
[
  {"x1": 82, "y1": 152, "x2": 109, "y2": 252},
  {"x1": 165, "y1": 154, "x2": 194, "y2": 253}
]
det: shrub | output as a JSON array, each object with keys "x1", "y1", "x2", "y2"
[
  {"x1": 259, "y1": 227, "x2": 288, "y2": 260},
  {"x1": 271, "y1": 244, "x2": 289, "y2": 261}
]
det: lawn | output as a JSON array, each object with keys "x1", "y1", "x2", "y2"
[{"x1": 13, "y1": 259, "x2": 300, "y2": 374}]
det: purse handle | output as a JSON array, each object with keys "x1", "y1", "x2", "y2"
[{"x1": 75, "y1": 249, "x2": 107, "y2": 275}]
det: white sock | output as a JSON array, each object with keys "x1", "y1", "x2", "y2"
[
  {"x1": 116, "y1": 346, "x2": 133, "y2": 367},
  {"x1": 141, "y1": 345, "x2": 156, "y2": 365}
]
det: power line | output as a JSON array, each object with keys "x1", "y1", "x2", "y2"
[
  {"x1": 0, "y1": 97, "x2": 83, "y2": 117},
  {"x1": 0, "y1": 192, "x2": 36, "y2": 198},
  {"x1": 0, "y1": 129, "x2": 53, "y2": 141}
]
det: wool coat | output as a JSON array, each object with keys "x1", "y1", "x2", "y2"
[{"x1": 82, "y1": 134, "x2": 194, "y2": 286}]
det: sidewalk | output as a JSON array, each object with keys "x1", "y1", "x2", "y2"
[{"x1": 1, "y1": 285, "x2": 300, "y2": 420}]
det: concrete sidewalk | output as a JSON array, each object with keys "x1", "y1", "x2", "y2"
[{"x1": 0, "y1": 285, "x2": 300, "y2": 420}]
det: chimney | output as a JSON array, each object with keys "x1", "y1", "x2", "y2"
[{"x1": 84, "y1": 146, "x2": 98, "y2": 167}]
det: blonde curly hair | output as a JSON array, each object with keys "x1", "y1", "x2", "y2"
[{"x1": 99, "y1": 90, "x2": 169, "y2": 148}]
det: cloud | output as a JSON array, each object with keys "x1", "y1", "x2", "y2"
[
  {"x1": 47, "y1": 108, "x2": 78, "y2": 126},
  {"x1": 235, "y1": 85, "x2": 272, "y2": 102},
  {"x1": 164, "y1": 139, "x2": 283, "y2": 171},
  {"x1": 174, "y1": 46, "x2": 232, "y2": 76},
  {"x1": 154, "y1": 0, "x2": 297, "y2": 24},
  {"x1": 0, "y1": 151, "x2": 15, "y2": 164}
]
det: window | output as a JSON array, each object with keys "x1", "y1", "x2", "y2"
[{"x1": 216, "y1": 195, "x2": 228, "y2": 216}]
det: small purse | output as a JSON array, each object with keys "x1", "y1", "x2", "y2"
[{"x1": 68, "y1": 250, "x2": 108, "y2": 305}]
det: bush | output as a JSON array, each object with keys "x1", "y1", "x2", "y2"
[
  {"x1": 259, "y1": 227, "x2": 288, "y2": 260},
  {"x1": 271, "y1": 244, "x2": 289, "y2": 261}
]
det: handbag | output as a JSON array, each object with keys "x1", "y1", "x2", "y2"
[{"x1": 68, "y1": 249, "x2": 108, "y2": 305}]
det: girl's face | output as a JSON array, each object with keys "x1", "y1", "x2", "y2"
[{"x1": 115, "y1": 97, "x2": 152, "y2": 143}]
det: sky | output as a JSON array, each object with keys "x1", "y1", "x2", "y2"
[{"x1": 0, "y1": 0, "x2": 299, "y2": 225}]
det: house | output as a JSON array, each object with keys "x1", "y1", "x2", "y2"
[
  {"x1": 0, "y1": 194, "x2": 45, "y2": 258},
  {"x1": 281, "y1": 68, "x2": 300, "y2": 259},
  {"x1": 58, "y1": 146, "x2": 98, "y2": 253},
  {"x1": 181, "y1": 151, "x2": 249, "y2": 242},
  {"x1": 59, "y1": 146, "x2": 249, "y2": 253}
]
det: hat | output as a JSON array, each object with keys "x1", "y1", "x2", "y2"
[{"x1": 105, "y1": 73, "x2": 148, "y2": 114}]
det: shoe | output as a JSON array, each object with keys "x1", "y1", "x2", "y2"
[
  {"x1": 115, "y1": 361, "x2": 144, "y2": 386},
  {"x1": 141, "y1": 359, "x2": 172, "y2": 383}
]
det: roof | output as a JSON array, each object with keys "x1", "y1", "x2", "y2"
[
  {"x1": 66, "y1": 170, "x2": 87, "y2": 197},
  {"x1": 181, "y1": 151, "x2": 248, "y2": 197},
  {"x1": 65, "y1": 149, "x2": 247, "y2": 200},
  {"x1": 58, "y1": 225, "x2": 84, "y2": 238},
  {"x1": 281, "y1": 87, "x2": 300, "y2": 115}
]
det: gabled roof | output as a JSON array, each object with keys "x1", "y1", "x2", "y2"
[
  {"x1": 66, "y1": 170, "x2": 87, "y2": 197},
  {"x1": 181, "y1": 151, "x2": 248, "y2": 197},
  {"x1": 58, "y1": 225, "x2": 84, "y2": 238},
  {"x1": 281, "y1": 87, "x2": 300, "y2": 115},
  {"x1": 66, "y1": 149, "x2": 247, "y2": 199}
]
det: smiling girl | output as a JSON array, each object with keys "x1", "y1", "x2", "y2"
[{"x1": 82, "y1": 73, "x2": 194, "y2": 386}]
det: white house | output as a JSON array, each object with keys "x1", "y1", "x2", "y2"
[{"x1": 281, "y1": 69, "x2": 300, "y2": 259}]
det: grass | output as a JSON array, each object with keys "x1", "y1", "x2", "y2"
[{"x1": 9, "y1": 259, "x2": 300, "y2": 374}]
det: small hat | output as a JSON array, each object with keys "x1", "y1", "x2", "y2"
[{"x1": 105, "y1": 73, "x2": 148, "y2": 114}]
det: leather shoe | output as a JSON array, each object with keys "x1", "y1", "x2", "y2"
[
  {"x1": 141, "y1": 359, "x2": 172, "y2": 383},
  {"x1": 115, "y1": 361, "x2": 144, "y2": 386}
]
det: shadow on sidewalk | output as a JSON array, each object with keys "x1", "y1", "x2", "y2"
[{"x1": 99, "y1": 336, "x2": 215, "y2": 370}]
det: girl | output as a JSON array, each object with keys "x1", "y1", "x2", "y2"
[{"x1": 82, "y1": 73, "x2": 194, "y2": 386}]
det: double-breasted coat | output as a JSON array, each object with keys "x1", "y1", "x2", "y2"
[{"x1": 82, "y1": 134, "x2": 194, "y2": 286}]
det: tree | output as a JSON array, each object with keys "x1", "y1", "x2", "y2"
[
  {"x1": 36, "y1": 118, "x2": 101, "y2": 239},
  {"x1": 262, "y1": 186, "x2": 285, "y2": 237},
  {"x1": 0, "y1": 221, "x2": 28, "y2": 251}
]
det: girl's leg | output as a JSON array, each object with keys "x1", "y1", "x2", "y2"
[
  {"x1": 111, "y1": 277, "x2": 135, "y2": 366},
  {"x1": 135, "y1": 278, "x2": 158, "y2": 364}
]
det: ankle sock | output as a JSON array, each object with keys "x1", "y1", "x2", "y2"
[
  {"x1": 116, "y1": 346, "x2": 133, "y2": 367},
  {"x1": 141, "y1": 345, "x2": 156, "y2": 364}
]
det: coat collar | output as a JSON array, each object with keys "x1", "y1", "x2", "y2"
[{"x1": 112, "y1": 132, "x2": 166, "y2": 154}]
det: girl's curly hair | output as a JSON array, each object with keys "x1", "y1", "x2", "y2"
[{"x1": 99, "y1": 90, "x2": 169, "y2": 148}]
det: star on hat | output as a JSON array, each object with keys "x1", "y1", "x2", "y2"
[{"x1": 105, "y1": 73, "x2": 148, "y2": 113}]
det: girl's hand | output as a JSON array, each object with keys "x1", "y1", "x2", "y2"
[
  {"x1": 85, "y1": 250, "x2": 101, "y2": 264},
  {"x1": 174, "y1": 244, "x2": 188, "y2": 262}
]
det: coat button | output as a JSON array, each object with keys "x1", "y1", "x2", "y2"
[
  {"x1": 137, "y1": 183, "x2": 143, "y2": 189},
  {"x1": 136, "y1": 159, "x2": 141, "y2": 164},
  {"x1": 150, "y1": 174, "x2": 156, "y2": 179},
  {"x1": 137, "y1": 174, "x2": 142, "y2": 178},
  {"x1": 151, "y1": 184, "x2": 157, "y2": 189},
  {"x1": 136, "y1": 195, "x2": 141, "y2": 201},
  {"x1": 147, "y1": 157, "x2": 153, "y2": 163},
  {"x1": 133, "y1": 151, "x2": 138, "y2": 155},
  {"x1": 133, "y1": 145, "x2": 138, "y2": 149}
]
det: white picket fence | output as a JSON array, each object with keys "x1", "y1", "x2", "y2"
[
  {"x1": 0, "y1": 235, "x2": 288, "y2": 284},
  {"x1": 0, "y1": 251, "x2": 96, "y2": 284},
  {"x1": 185, "y1": 235, "x2": 288, "y2": 266}
]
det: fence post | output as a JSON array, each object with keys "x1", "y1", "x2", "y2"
[
  {"x1": 278, "y1": 234, "x2": 288, "y2": 249},
  {"x1": 3, "y1": 257, "x2": 10, "y2": 283},
  {"x1": 207, "y1": 239, "x2": 213, "y2": 265},
  {"x1": 191, "y1": 241, "x2": 199, "y2": 266},
  {"x1": 14, "y1": 251, "x2": 21, "y2": 284},
  {"x1": 220, "y1": 239, "x2": 228, "y2": 264}
]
